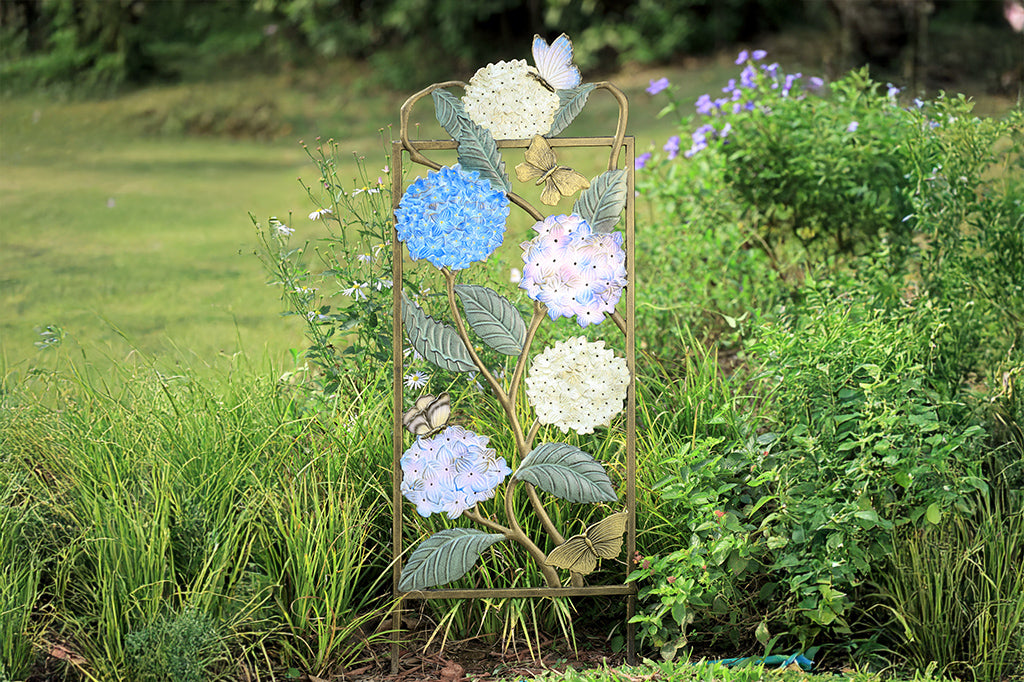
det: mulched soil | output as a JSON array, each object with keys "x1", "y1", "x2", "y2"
[{"x1": 339, "y1": 631, "x2": 632, "y2": 682}]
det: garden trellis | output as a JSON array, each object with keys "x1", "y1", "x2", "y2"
[{"x1": 389, "y1": 34, "x2": 638, "y2": 668}]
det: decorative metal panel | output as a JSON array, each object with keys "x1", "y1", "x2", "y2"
[{"x1": 389, "y1": 33, "x2": 637, "y2": 669}]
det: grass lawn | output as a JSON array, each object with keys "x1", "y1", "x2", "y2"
[{"x1": 0, "y1": 50, "x2": 761, "y2": 375}]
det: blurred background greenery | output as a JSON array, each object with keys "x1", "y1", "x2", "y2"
[{"x1": 0, "y1": 0, "x2": 1020, "y2": 373}]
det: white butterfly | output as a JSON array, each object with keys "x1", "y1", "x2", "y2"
[
  {"x1": 531, "y1": 33, "x2": 581, "y2": 91},
  {"x1": 402, "y1": 393, "x2": 451, "y2": 437}
]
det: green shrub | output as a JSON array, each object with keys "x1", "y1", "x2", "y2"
[
  {"x1": 125, "y1": 606, "x2": 226, "y2": 682},
  {"x1": 749, "y1": 275, "x2": 990, "y2": 642}
]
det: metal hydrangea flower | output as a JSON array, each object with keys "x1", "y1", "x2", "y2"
[
  {"x1": 462, "y1": 60, "x2": 561, "y2": 139},
  {"x1": 400, "y1": 426, "x2": 512, "y2": 519},
  {"x1": 395, "y1": 164, "x2": 510, "y2": 270},
  {"x1": 526, "y1": 336, "x2": 630, "y2": 435},
  {"x1": 519, "y1": 214, "x2": 628, "y2": 327}
]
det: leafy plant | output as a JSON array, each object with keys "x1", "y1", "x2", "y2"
[
  {"x1": 254, "y1": 135, "x2": 407, "y2": 396},
  {"x1": 876, "y1": 493, "x2": 1024, "y2": 682},
  {"x1": 125, "y1": 606, "x2": 227, "y2": 682}
]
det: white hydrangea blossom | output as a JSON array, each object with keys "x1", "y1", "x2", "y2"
[
  {"x1": 462, "y1": 59, "x2": 560, "y2": 140},
  {"x1": 526, "y1": 337, "x2": 630, "y2": 434}
]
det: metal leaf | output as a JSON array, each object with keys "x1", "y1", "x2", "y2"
[
  {"x1": 432, "y1": 88, "x2": 472, "y2": 142},
  {"x1": 398, "y1": 528, "x2": 506, "y2": 592},
  {"x1": 515, "y1": 443, "x2": 617, "y2": 504},
  {"x1": 548, "y1": 83, "x2": 597, "y2": 137},
  {"x1": 453, "y1": 284, "x2": 526, "y2": 355},
  {"x1": 402, "y1": 293, "x2": 475, "y2": 373},
  {"x1": 457, "y1": 119, "x2": 511, "y2": 193},
  {"x1": 573, "y1": 168, "x2": 628, "y2": 234}
]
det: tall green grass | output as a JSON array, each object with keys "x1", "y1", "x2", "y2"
[
  {"x1": 877, "y1": 493, "x2": 1024, "y2": 681},
  {"x1": 0, "y1": 352, "x2": 397, "y2": 680}
]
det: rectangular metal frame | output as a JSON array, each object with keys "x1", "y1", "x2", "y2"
[{"x1": 390, "y1": 135, "x2": 638, "y2": 670}]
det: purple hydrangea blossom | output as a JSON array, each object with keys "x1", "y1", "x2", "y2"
[
  {"x1": 646, "y1": 77, "x2": 670, "y2": 95},
  {"x1": 395, "y1": 164, "x2": 509, "y2": 270},
  {"x1": 635, "y1": 152, "x2": 652, "y2": 170},
  {"x1": 400, "y1": 426, "x2": 511, "y2": 519},
  {"x1": 519, "y1": 214, "x2": 627, "y2": 327}
]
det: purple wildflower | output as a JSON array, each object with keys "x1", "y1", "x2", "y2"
[
  {"x1": 695, "y1": 94, "x2": 715, "y2": 116},
  {"x1": 663, "y1": 135, "x2": 681, "y2": 160},
  {"x1": 752, "y1": 49, "x2": 767, "y2": 60},
  {"x1": 735, "y1": 49, "x2": 749, "y2": 64},
  {"x1": 782, "y1": 73, "x2": 801, "y2": 97},
  {"x1": 646, "y1": 77, "x2": 670, "y2": 95},
  {"x1": 740, "y1": 65, "x2": 758, "y2": 88},
  {"x1": 808, "y1": 76, "x2": 825, "y2": 90},
  {"x1": 847, "y1": 121, "x2": 859, "y2": 133},
  {"x1": 722, "y1": 78, "x2": 737, "y2": 93},
  {"x1": 635, "y1": 152, "x2": 652, "y2": 170},
  {"x1": 886, "y1": 83, "x2": 901, "y2": 99}
]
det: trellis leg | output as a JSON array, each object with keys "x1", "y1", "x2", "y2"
[{"x1": 391, "y1": 140, "x2": 406, "y2": 675}]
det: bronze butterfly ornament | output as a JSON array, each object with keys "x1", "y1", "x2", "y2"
[
  {"x1": 515, "y1": 135, "x2": 590, "y2": 206},
  {"x1": 545, "y1": 510, "x2": 628, "y2": 575}
]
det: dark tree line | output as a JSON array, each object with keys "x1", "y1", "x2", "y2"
[{"x1": 0, "y1": 0, "x2": 1007, "y2": 92}]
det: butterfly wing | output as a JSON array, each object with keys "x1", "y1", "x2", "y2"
[
  {"x1": 402, "y1": 394, "x2": 450, "y2": 436},
  {"x1": 545, "y1": 535, "x2": 598, "y2": 575},
  {"x1": 532, "y1": 33, "x2": 581, "y2": 90},
  {"x1": 585, "y1": 511, "x2": 628, "y2": 560},
  {"x1": 515, "y1": 160, "x2": 546, "y2": 184},
  {"x1": 549, "y1": 167, "x2": 590, "y2": 198},
  {"x1": 540, "y1": 179, "x2": 562, "y2": 206},
  {"x1": 425, "y1": 393, "x2": 451, "y2": 432}
]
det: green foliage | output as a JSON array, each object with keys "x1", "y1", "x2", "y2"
[
  {"x1": 876, "y1": 495, "x2": 1024, "y2": 682},
  {"x1": 255, "y1": 137, "x2": 403, "y2": 395},
  {"x1": 125, "y1": 606, "x2": 226, "y2": 682},
  {"x1": 629, "y1": 435, "x2": 776, "y2": 660},
  {"x1": 749, "y1": 275, "x2": 989, "y2": 643},
  {"x1": 646, "y1": 65, "x2": 922, "y2": 262},
  {"x1": 2, "y1": 0, "x2": 803, "y2": 91},
  {"x1": 0, "y1": 471, "x2": 45, "y2": 680},
  {"x1": 0, "y1": 355, "x2": 395, "y2": 678},
  {"x1": 634, "y1": 150, "x2": 781, "y2": 360}
]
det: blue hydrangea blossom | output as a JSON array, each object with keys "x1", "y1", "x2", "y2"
[
  {"x1": 519, "y1": 214, "x2": 627, "y2": 327},
  {"x1": 395, "y1": 164, "x2": 510, "y2": 270},
  {"x1": 400, "y1": 426, "x2": 511, "y2": 519}
]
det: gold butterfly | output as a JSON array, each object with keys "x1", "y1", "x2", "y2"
[
  {"x1": 515, "y1": 135, "x2": 591, "y2": 206},
  {"x1": 545, "y1": 510, "x2": 628, "y2": 575},
  {"x1": 402, "y1": 393, "x2": 451, "y2": 437}
]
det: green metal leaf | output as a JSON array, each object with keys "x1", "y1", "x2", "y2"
[
  {"x1": 457, "y1": 119, "x2": 511, "y2": 193},
  {"x1": 515, "y1": 442, "x2": 617, "y2": 504},
  {"x1": 573, "y1": 168, "x2": 628, "y2": 234},
  {"x1": 402, "y1": 293, "x2": 475, "y2": 373},
  {"x1": 398, "y1": 528, "x2": 506, "y2": 592},
  {"x1": 548, "y1": 83, "x2": 597, "y2": 137},
  {"x1": 432, "y1": 88, "x2": 472, "y2": 142},
  {"x1": 453, "y1": 284, "x2": 526, "y2": 355}
]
